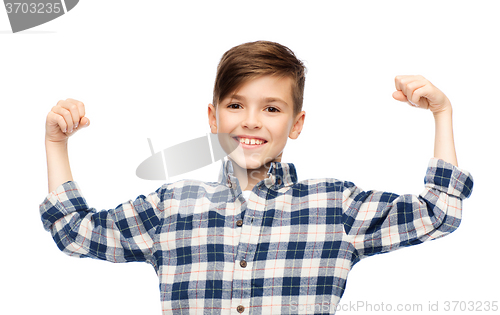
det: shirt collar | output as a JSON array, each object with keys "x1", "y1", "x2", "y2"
[{"x1": 218, "y1": 158, "x2": 298, "y2": 189}]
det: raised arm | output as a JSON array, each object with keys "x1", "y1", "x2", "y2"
[
  {"x1": 41, "y1": 100, "x2": 163, "y2": 264},
  {"x1": 392, "y1": 75, "x2": 458, "y2": 166},
  {"x1": 45, "y1": 98, "x2": 90, "y2": 192},
  {"x1": 342, "y1": 77, "x2": 473, "y2": 259}
]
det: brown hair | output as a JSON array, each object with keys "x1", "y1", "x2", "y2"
[{"x1": 212, "y1": 40, "x2": 306, "y2": 115}]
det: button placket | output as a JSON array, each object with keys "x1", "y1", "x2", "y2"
[{"x1": 231, "y1": 183, "x2": 266, "y2": 313}]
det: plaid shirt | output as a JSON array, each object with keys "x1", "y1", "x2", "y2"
[{"x1": 39, "y1": 158, "x2": 473, "y2": 314}]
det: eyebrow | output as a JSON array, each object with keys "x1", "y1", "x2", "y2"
[{"x1": 229, "y1": 94, "x2": 289, "y2": 106}]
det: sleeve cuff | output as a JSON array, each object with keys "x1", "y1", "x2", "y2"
[
  {"x1": 39, "y1": 181, "x2": 89, "y2": 231},
  {"x1": 425, "y1": 158, "x2": 474, "y2": 200}
]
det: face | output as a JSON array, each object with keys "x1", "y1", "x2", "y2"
[{"x1": 208, "y1": 75, "x2": 305, "y2": 171}]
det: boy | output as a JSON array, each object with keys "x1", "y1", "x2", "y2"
[{"x1": 40, "y1": 41, "x2": 473, "y2": 314}]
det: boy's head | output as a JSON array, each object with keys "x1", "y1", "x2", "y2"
[
  {"x1": 212, "y1": 40, "x2": 306, "y2": 116},
  {"x1": 208, "y1": 41, "x2": 307, "y2": 174}
]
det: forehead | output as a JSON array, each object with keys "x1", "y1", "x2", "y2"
[{"x1": 222, "y1": 75, "x2": 294, "y2": 104}]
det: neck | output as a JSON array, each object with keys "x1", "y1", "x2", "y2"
[{"x1": 229, "y1": 159, "x2": 273, "y2": 191}]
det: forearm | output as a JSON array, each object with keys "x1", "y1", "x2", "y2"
[
  {"x1": 433, "y1": 107, "x2": 458, "y2": 167},
  {"x1": 45, "y1": 139, "x2": 74, "y2": 193}
]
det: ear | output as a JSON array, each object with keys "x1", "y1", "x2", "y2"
[
  {"x1": 288, "y1": 111, "x2": 305, "y2": 139},
  {"x1": 208, "y1": 103, "x2": 218, "y2": 134}
]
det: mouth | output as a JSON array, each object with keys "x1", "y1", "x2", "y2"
[{"x1": 232, "y1": 136, "x2": 268, "y2": 146}]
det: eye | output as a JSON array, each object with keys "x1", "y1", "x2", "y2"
[
  {"x1": 265, "y1": 106, "x2": 280, "y2": 113},
  {"x1": 227, "y1": 103, "x2": 242, "y2": 109}
]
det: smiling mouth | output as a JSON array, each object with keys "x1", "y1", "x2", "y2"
[{"x1": 233, "y1": 136, "x2": 267, "y2": 146}]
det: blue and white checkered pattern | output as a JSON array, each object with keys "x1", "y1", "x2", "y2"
[{"x1": 39, "y1": 158, "x2": 473, "y2": 314}]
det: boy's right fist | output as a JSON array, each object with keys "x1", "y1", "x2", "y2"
[{"x1": 46, "y1": 98, "x2": 89, "y2": 143}]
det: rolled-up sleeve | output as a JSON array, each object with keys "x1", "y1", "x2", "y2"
[
  {"x1": 39, "y1": 181, "x2": 163, "y2": 264},
  {"x1": 342, "y1": 158, "x2": 473, "y2": 259}
]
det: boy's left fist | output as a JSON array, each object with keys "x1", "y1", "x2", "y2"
[{"x1": 392, "y1": 75, "x2": 451, "y2": 114}]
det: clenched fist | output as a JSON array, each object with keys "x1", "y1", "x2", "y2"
[
  {"x1": 392, "y1": 75, "x2": 452, "y2": 115},
  {"x1": 45, "y1": 98, "x2": 90, "y2": 143}
]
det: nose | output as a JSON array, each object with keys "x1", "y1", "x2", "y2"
[{"x1": 241, "y1": 108, "x2": 262, "y2": 129}]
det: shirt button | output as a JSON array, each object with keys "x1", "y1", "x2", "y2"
[
  {"x1": 237, "y1": 305, "x2": 245, "y2": 313},
  {"x1": 236, "y1": 220, "x2": 243, "y2": 227},
  {"x1": 240, "y1": 260, "x2": 247, "y2": 268}
]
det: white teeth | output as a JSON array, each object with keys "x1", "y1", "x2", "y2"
[{"x1": 238, "y1": 138, "x2": 264, "y2": 145}]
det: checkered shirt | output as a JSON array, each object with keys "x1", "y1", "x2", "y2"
[{"x1": 39, "y1": 158, "x2": 473, "y2": 314}]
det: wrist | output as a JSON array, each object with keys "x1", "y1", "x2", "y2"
[
  {"x1": 45, "y1": 138, "x2": 68, "y2": 149},
  {"x1": 432, "y1": 100, "x2": 453, "y2": 118}
]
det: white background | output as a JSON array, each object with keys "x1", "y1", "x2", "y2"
[{"x1": 1, "y1": 1, "x2": 498, "y2": 314}]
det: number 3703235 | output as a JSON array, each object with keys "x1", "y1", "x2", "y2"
[
  {"x1": 444, "y1": 301, "x2": 498, "y2": 312},
  {"x1": 5, "y1": 2, "x2": 62, "y2": 14}
]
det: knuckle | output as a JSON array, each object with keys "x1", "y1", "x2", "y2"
[
  {"x1": 61, "y1": 108, "x2": 71, "y2": 118},
  {"x1": 67, "y1": 98, "x2": 83, "y2": 105}
]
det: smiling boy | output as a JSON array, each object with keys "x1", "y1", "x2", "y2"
[
  {"x1": 40, "y1": 41, "x2": 473, "y2": 314},
  {"x1": 209, "y1": 74, "x2": 304, "y2": 192}
]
